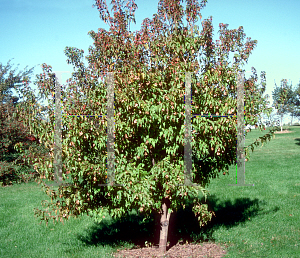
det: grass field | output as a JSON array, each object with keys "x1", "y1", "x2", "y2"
[
  {"x1": 197, "y1": 125, "x2": 300, "y2": 257},
  {"x1": 0, "y1": 125, "x2": 299, "y2": 257}
]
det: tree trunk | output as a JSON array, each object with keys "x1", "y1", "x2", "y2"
[
  {"x1": 152, "y1": 157, "x2": 173, "y2": 256},
  {"x1": 159, "y1": 198, "x2": 172, "y2": 256}
]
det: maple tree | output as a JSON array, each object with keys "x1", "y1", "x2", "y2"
[{"x1": 14, "y1": 0, "x2": 278, "y2": 254}]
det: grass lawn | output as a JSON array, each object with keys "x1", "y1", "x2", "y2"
[
  {"x1": 201, "y1": 125, "x2": 300, "y2": 257},
  {"x1": 0, "y1": 125, "x2": 299, "y2": 257}
]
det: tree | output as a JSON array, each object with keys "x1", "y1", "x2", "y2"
[
  {"x1": 293, "y1": 82, "x2": 300, "y2": 123},
  {"x1": 14, "y1": 0, "x2": 277, "y2": 255},
  {"x1": 0, "y1": 59, "x2": 49, "y2": 185},
  {"x1": 272, "y1": 79, "x2": 297, "y2": 130},
  {"x1": 0, "y1": 59, "x2": 35, "y2": 185},
  {"x1": 285, "y1": 82, "x2": 300, "y2": 125}
]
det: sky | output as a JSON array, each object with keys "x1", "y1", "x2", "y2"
[{"x1": 1, "y1": 0, "x2": 300, "y2": 124}]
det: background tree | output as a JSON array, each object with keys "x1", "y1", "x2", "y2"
[
  {"x1": 0, "y1": 59, "x2": 48, "y2": 185},
  {"x1": 272, "y1": 79, "x2": 296, "y2": 130},
  {"x1": 285, "y1": 82, "x2": 300, "y2": 125},
  {"x1": 293, "y1": 82, "x2": 300, "y2": 123},
  {"x1": 14, "y1": 0, "x2": 278, "y2": 255}
]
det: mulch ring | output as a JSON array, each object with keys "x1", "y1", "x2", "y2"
[
  {"x1": 274, "y1": 130, "x2": 293, "y2": 134},
  {"x1": 111, "y1": 241, "x2": 230, "y2": 258}
]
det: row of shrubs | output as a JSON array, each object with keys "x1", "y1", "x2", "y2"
[{"x1": 0, "y1": 135, "x2": 48, "y2": 186}]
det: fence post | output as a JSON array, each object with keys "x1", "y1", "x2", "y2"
[
  {"x1": 229, "y1": 71, "x2": 254, "y2": 186},
  {"x1": 104, "y1": 72, "x2": 123, "y2": 186}
]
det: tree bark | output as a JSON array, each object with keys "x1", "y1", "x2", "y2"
[
  {"x1": 152, "y1": 157, "x2": 173, "y2": 256},
  {"x1": 159, "y1": 198, "x2": 172, "y2": 256}
]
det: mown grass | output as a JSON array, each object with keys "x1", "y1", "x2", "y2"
[
  {"x1": 199, "y1": 125, "x2": 300, "y2": 257},
  {"x1": 0, "y1": 125, "x2": 299, "y2": 257}
]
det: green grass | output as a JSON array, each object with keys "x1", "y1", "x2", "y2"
[
  {"x1": 200, "y1": 125, "x2": 300, "y2": 257},
  {"x1": 0, "y1": 125, "x2": 299, "y2": 257}
]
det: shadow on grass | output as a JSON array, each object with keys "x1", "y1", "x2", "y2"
[
  {"x1": 294, "y1": 138, "x2": 300, "y2": 146},
  {"x1": 75, "y1": 194, "x2": 280, "y2": 251}
]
